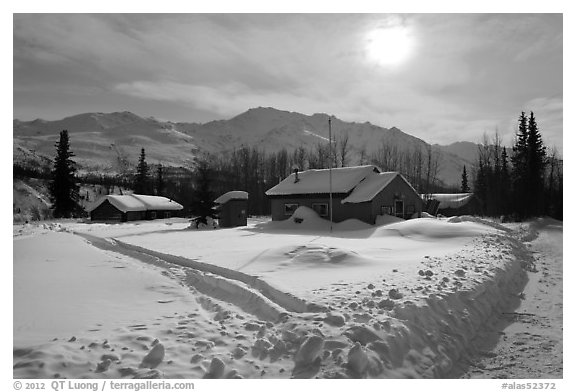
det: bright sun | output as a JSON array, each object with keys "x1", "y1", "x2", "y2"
[{"x1": 366, "y1": 26, "x2": 414, "y2": 67}]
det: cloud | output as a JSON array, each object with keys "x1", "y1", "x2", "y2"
[
  {"x1": 112, "y1": 77, "x2": 511, "y2": 148},
  {"x1": 14, "y1": 15, "x2": 146, "y2": 69},
  {"x1": 14, "y1": 14, "x2": 563, "y2": 153},
  {"x1": 114, "y1": 80, "x2": 325, "y2": 118}
]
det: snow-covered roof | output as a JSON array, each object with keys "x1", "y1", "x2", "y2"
[
  {"x1": 422, "y1": 193, "x2": 476, "y2": 209},
  {"x1": 214, "y1": 191, "x2": 249, "y2": 204},
  {"x1": 265, "y1": 165, "x2": 379, "y2": 196},
  {"x1": 131, "y1": 194, "x2": 184, "y2": 211},
  {"x1": 89, "y1": 194, "x2": 183, "y2": 213},
  {"x1": 341, "y1": 171, "x2": 398, "y2": 204},
  {"x1": 92, "y1": 195, "x2": 147, "y2": 212}
]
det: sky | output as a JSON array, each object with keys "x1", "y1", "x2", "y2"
[{"x1": 13, "y1": 13, "x2": 563, "y2": 152}]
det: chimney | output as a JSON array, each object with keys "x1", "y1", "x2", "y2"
[{"x1": 293, "y1": 168, "x2": 300, "y2": 183}]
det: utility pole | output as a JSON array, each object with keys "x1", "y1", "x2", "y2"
[{"x1": 329, "y1": 116, "x2": 333, "y2": 233}]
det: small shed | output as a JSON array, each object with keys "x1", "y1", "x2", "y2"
[
  {"x1": 421, "y1": 193, "x2": 483, "y2": 217},
  {"x1": 214, "y1": 191, "x2": 248, "y2": 227},
  {"x1": 89, "y1": 194, "x2": 183, "y2": 222}
]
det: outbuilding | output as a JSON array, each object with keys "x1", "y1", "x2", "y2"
[
  {"x1": 89, "y1": 194, "x2": 183, "y2": 222},
  {"x1": 214, "y1": 191, "x2": 248, "y2": 227},
  {"x1": 421, "y1": 193, "x2": 483, "y2": 217},
  {"x1": 265, "y1": 165, "x2": 423, "y2": 224}
]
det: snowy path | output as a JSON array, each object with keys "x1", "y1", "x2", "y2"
[
  {"x1": 14, "y1": 217, "x2": 549, "y2": 379},
  {"x1": 77, "y1": 232, "x2": 319, "y2": 321},
  {"x1": 13, "y1": 228, "x2": 297, "y2": 379},
  {"x1": 453, "y1": 220, "x2": 563, "y2": 378}
]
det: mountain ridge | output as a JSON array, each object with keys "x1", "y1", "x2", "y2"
[{"x1": 13, "y1": 107, "x2": 479, "y2": 186}]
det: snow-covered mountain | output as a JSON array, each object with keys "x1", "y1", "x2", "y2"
[
  {"x1": 13, "y1": 107, "x2": 479, "y2": 186},
  {"x1": 435, "y1": 141, "x2": 480, "y2": 164}
]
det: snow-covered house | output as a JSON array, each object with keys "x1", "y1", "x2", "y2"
[
  {"x1": 214, "y1": 191, "x2": 248, "y2": 227},
  {"x1": 89, "y1": 194, "x2": 183, "y2": 222},
  {"x1": 265, "y1": 165, "x2": 423, "y2": 224},
  {"x1": 421, "y1": 193, "x2": 482, "y2": 217}
]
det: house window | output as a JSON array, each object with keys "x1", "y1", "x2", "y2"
[
  {"x1": 164, "y1": 211, "x2": 171, "y2": 218},
  {"x1": 312, "y1": 203, "x2": 329, "y2": 217},
  {"x1": 284, "y1": 203, "x2": 299, "y2": 216},
  {"x1": 150, "y1": 211, "x2": 157, "y2": 219},
  {"x1": 381, "y1": 206, "x2": 392, "y2": 215}
]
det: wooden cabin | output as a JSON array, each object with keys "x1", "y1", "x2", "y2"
[
  {"x1": 89, "y1": 194, "x2": 183, "y2": 222},
  {"x1": 265, "y1": 165, "x2": 423, "y2": 225},
  {"x1": 422, "y1": 193, "x2": 483, "y2": 217}
]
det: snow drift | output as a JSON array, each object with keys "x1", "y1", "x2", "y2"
[{"x1": 13, "y1": 216, "x2": 537, "y2": 379}]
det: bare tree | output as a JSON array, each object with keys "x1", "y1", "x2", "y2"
[
  {"x1": 412, "y1": 145, "x2": 424, "y2": 193},
  {"x1": 423, "y1": 145, "x2": 440, "y2": 195},
  {"x1": 293, "y1": 146, "x2": 307, "y2": 171},
  {"x1": 358, "y1": 145, "x2": 368, "y2": 166},
  {"x1": 309, "y1": 142, "x2": 330, "y2": 169},
  {"x1": 338, "y1": 132, "x2": 350, "y2": 167}
]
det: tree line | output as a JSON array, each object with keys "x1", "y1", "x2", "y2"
[
  {"x1": 43, "y1": 129, "x2": 452, "y2": 218},
  {"x1": 471, "y1": 111, "x2": 562, "y2": 220},
  {"x1": 38, "y1": 111, "x2": 563, "y2": 221}
]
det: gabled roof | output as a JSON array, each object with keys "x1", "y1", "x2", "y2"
[
  {"x1": 341, "y1": 171, "x2": 399, "y2": 204},
  {"x1": 265, "y1": 165, "x2": 421, "y2": 204},
  {"x1": 89, "y1": 194, "x2": 183, "y2": 213},
  {"x1": 265, "y1": 165, "x2": 379, "y2": 196},
  {"x1": 131, "y1": 194, "x2": 184, "y2": 211},
  {"x1": 214, "y1": 191, "x2": 249, "y2": 204},
  {"x1": 422, "y1": 193, "x2": 476, "y2": 209}
]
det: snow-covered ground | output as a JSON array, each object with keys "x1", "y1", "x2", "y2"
[
  {"x1": 12, "y1": 213, "x2": 561, "y2": 379},
  {"x1": 452, "y1": 218, "x2": 563, "y2": 378}
]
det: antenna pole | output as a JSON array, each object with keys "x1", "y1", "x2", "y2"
[{"x1": 329, "y1": 117, "x2": 333, "y2": 233}]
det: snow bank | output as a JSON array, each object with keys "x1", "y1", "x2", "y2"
[
  {"x1": 14, "y1": 217, "x2": 537, "y2": 379},
  {"x1": 66, "y1": 218, "x2": 190, "y2": 239},
  {"x1": 375, "y1": 214, "x2": 405, "y2": 226},
  {"x1": 374, "y1": 217, "x2": 500, "y2": 239},
  {"x1": 266, "y1": 206, "x2": 374, "y2": 232},
  {"x1": 447, "y1": 215, "x2": 512, "y2": 232},
  {"x1": 411, "y1": 211, "x2": 435, "y2": 219}
]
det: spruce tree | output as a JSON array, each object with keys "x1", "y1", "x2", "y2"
[
  {"x1": 511, "y1": 112, "x2": 529, "y2": 219},
  {"x1": 461, "y1": 165, "x2": 470, "y2": 193},
  {"x1": 474, "y1": 161, "x2": 488, "y2": 215},
  {"x1": 526, "y1": 111, "x2": 547, "y2": 215},
  {"x1": 191, "y1": 158, "x2": 218, "y2": 227},
  {"x1": 500, "y1": 148, "x2": 510, "y2": 215},
  {"x1": 49, "y1": 130, "x2": 80, "y2": 218},
  {"x1": 134, "y1": 148, "x2": 149, "y2": 194}
]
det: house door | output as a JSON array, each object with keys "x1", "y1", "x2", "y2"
[{"x1": 394, "y1": 200, "x2": 404, "y2": 218}]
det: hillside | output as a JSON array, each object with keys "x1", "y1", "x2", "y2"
[
  {"x1": 14, "y1": 108, "x2": 479, "y2": 186},
  {"x1": 13, "y1": 177, "x2": 129, "y2": 223}
]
